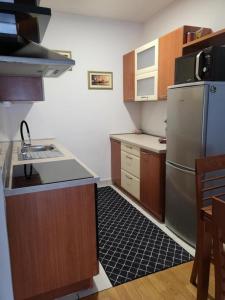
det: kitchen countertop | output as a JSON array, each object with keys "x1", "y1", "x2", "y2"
[
  {"x1": 110, "y1": 133, "x2": 167, "y2": 154},
  {"x1": 5, "y1": 139, "x2": 100, "y2": 196}
]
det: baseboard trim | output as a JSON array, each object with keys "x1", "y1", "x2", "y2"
[{"x1": 97, "y1": 179, "x2": 112, "y2": 187}]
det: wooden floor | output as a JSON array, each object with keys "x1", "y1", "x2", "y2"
[{"x1": 84, "y1": 262, "x2": 215, "y2": 300}]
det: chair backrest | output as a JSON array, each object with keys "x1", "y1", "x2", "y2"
[
  {"x1": 195, "y1": 154, "x2": 225, "y2": 214},
  {"x1": 212, "y1": 196, "x2": 225, "y2": 300}
]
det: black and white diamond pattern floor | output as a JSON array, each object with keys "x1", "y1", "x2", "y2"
[{"x1": 97, "y1": 186, "x2": 193, "y2": 287}]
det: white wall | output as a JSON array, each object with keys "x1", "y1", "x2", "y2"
[
  {"x1": 141, "y1": 0, "x2": 225, "y2": 137},
  {"x1": 0, "y1": 12, "x2": 142, "y2": 181}
]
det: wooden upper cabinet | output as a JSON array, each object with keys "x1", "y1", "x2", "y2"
[
  {"x1": 0, "y1": 76, "x2": 44, "y2": 101},
  {"x1": 158, "y1": 26, "x2": 212, "y2": 100},
  {"x1": 123, "y1": 51, "x2": 135, "y2": 101},
  {"x1": 110, "y1": 138, "x2": 121, "y2": 187},
  {"x1": 123, "y1": 25, "x2": 213, "y2": 102},
  {"x1": 158, "y1": 28, "x2": 184, "y2": 100}
]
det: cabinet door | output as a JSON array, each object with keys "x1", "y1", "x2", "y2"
[
  {"x1": 135, "y1": 39, "x2": 159, "y2": 75},
  {"x1": 6, "y1": 185, "x2": 98, "y2": 300},
  {"x1": 135, "y1": 71, "x2": 158, "y2": 101},
  {"x1": 140, "y1": 150, "x2": 166, "y2": 221},
  {"x1": 158, "y1": 28, "x2": 183, "y2": 100},
  {"x1": 110, "y1": 139, "x2": 121, "y2": 187},
  {"x1": 123, "y1": 51, "x2": 135, "y2": 101}
]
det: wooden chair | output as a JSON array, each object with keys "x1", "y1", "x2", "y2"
[
  {"x1": 212, "y1": 196, "x2": 225, "y2": 300},
  {"x1": 190, "y1": 154, "x2": 225, "y2": 300}
]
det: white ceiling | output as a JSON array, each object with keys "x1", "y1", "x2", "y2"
[{"x1": 41, "y1": 0, "x2": 175, "y2": 23}]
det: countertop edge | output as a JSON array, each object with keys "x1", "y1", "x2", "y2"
[
  {"x1": 110, "y1": 134, "x2": 167, "y2": 154},
  {"x1": 5, "y1": 176, "x2": 100, "y2": 197}
]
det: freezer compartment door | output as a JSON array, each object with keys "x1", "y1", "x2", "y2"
[
  {"x1": 167, "y1": 85, "x2": 207, "y2": 170},
  {"x1": 165, "y1": 162, "x2": 197, "y2": 247}
]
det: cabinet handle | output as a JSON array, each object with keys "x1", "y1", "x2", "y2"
[
  {"x1": 126, "y1": 174, "x2": 133, "y2": 180},
  {"x1": 126, "y1": 155, "x2": 133, "y2": 160},
  {"x1": 141, "y1": 96, "x2": 148, "y2": 99},
  {"x1": 126, "y1": 145, "x2": 132, "y2": 149}
]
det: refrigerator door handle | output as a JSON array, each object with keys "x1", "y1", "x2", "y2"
[{"x1": 166, "y1": 162, "x2": 195, "y2": 175}]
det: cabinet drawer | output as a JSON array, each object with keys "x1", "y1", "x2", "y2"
[
  {"x1": 121, "y1": 170, "x2": 140, "y2": 200},
  {"x1": 121, "y1": 143, "x2": 140, "y2": 157},
  {"x1": 121, "y1": 151, "x2": 140, "y2": 178}
]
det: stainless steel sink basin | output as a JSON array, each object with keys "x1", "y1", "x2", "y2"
[
  {"x1": 25, "y1": 144, "x2": 56, "y2": 152},
  {"x1": 18, "y1": 144, "x2": 64, "y2": 161}
]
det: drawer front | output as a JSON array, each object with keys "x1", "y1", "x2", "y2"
[
  {"x1": 121, "y1": 170, "x2": 140, "y2": 200},
  {"x1": 121, "y1": 151, "x2": 140, "y2": 178},
  {"x1": 121, "y1": 143, "x2": 140, "y2": 157}
]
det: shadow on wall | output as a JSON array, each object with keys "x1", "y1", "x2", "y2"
[
  {"x1": 124, "y1": 101, "x2": 142, "y2": 130},
  {"x1": 0, "y1": 103, "x2": 33, "y2": 141}
]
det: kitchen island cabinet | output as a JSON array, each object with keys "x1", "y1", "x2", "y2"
[
  {"x1": 5, "y1": 140, "x2": 99, "y2": 300},
  {"x1": 6, "y1": 184, "x2": 98, "y2": 300}
]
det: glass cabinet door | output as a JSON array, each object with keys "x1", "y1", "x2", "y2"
[
  {"x1": 135, "y1": 71, "x2": 158, "y2": 101},
  {"x1": 135, "y1": 39, "x2": 159, "y2": 75}
]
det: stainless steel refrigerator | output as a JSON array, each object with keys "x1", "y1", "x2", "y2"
[{"x1": 165, "y1": 81, "x2": 225, "y2": 247}]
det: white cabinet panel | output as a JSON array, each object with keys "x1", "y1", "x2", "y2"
[
  {"x1": 121, "y1": 151, "x2": 140, "y2": 178},
  {"x1": 121, "y1": 170, "x2": 140, "y2": 200},
  {"x1": 135, "y1": 39, "x2": 158, "y2": 75},
  {"x1": 121, "y1": 143, "x2": 140, "y2": 157},
  {"x1": 135, "y1": 71, "x2": 158, "y2": 101}
]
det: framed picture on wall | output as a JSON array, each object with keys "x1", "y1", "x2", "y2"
[
  {"x1": 53, "y1": 50, "x2": 73, "y2": 71},
  {"x1": 88, "y1": 71, "x2": 113, "y2": 90}
]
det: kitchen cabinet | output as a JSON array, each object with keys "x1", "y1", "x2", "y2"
[
  {"x1": 0, "y1": 76, "x2": 44, "y2": 102},
  {"x1": 123, "y1": 25, "x2": 212, "y2": 101},
  {"x1": 123, "y1": 51, "x2": 135, "y2": 101},
  {"x1": 158, "y1": 28, "x2": 184, "y2": 99},
  {"x1": 135, "y1": 71, "x2": 158, "y2": 101},
  {"x1": 6, "y1": 184, "x2": 98, "y2": 300},
  {"x1": 140, "y1": 149, "x2": 166, "y2": 222},
  {"x1": 158, "y1": 26, "x2": 211, "y2": 99},
  {"x1": 121, "y1": 142, "x2": 140, "y2": 200},
  {"x1": 110, "y1": 137, "x2": 166, "y2": 222},
  {"x1": 110, "y1": 138, "x2": 121, "y2": 187},
  {"x1": 135, "y1": 39, "x2": 159, "y2": 75}
]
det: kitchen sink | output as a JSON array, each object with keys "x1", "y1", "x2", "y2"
[
  {"x1": 25, "y1": 145, "x2": 55, "y2": 152},
  {"x1": 18, "y1": 144, "x2": 64, "y2": 161}
]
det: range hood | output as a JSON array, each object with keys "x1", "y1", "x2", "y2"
[{"x1": 0, "y1": 1, "x2": 75, "y2": 77}]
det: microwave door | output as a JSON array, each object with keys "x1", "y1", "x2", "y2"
[{"x1": 175, "y1": 51, "x2": 204, "y2": 84}]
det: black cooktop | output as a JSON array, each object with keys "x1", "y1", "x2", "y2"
[{"x1": 12, "y1": 159, "x2": 93, "y2": 189}]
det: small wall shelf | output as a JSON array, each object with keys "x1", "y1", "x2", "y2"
[{"x1": 183, "y1": 28, "x2": 225, "y2": 55}]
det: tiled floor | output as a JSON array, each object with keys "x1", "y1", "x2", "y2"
[{"x1": 57, "y1": 184, "x2": 195, "y2": 299}]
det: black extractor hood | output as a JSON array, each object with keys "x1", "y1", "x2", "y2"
[{"x1": 0, "y1": 1, "x2": 75, "y2": 77}]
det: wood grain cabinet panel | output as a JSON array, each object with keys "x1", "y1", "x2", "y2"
[
  {"x1": 0, "y1": 76, "x2": 44, "y2": 101},
  {"x1": 158, "y1": 26, "x2": 212, "y2": 100},
  {"x1": 158, "y1": 27, "x2": 184, "y2": 100},
  {"x1": 110, "y1": 138, "x2": 121, "y2": 187},
  {"x1": 123, "y1": 51, "x2": 135, "y2": 101},
  {"x1": 6, "y1": 184, "x2": 98, "y2": 300},
  {"x1": 140, "y1": 150, "x2": 166, "y2": 222}
]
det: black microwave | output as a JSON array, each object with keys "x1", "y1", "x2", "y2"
[{"x1": 175, "y1": 46, "x2": 225, "y2": 84}]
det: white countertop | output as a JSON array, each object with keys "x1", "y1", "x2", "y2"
[{"x1": 110, "y1": 133, "x2": 167, "y2": 154}]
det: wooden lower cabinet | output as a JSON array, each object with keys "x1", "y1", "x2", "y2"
[
  {"x1": 6, "y1": 184, "x2": 98, "y2": 300},
  {"x1": 110, "y1": 138, "x2": 121, "y2": 187},
  {"x1": 140, "y1": 150, "x2": 166, "y2": 222}
]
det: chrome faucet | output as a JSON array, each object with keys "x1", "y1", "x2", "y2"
[{"x1": 20, "y1": 120, "x2": 31, "y2": 152}]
